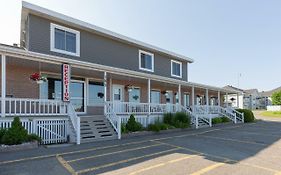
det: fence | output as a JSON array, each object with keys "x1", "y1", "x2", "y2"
[
  {"x1": 0, "y1": 118, "x2": 68, "y2": 144},
  {"x1": 267, "y1": 105, "x2": 281, "y2": 111}
]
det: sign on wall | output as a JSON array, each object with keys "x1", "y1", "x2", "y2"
[{"x1": 62, "y1": 64, "x2": 71, "y2": 102}]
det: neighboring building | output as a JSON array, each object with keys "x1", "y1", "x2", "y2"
[
  {"x1": 260, "y1": 86, "x2": 281, "y2": 106},
  {"x1": 0, "y1": 2, "x2": 241, "y2": 144}
]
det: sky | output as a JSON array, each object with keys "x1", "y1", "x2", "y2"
[{"x1": 0, "y1": 0, "x2": 280, "y2": 91}]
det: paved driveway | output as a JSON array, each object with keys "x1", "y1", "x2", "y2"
[{"x1": 1, "y1": 118, "x2": 281, "y2": 175}]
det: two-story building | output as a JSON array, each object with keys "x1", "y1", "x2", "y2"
[{"x1": 0, "y1": 2, "x2": 243, "y2": 144}]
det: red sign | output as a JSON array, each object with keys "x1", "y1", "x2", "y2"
[{"x1": 62, "y1": 64, "x2": 71, "y2": 102}]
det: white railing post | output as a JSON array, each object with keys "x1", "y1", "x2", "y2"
[
  {"x1": 104, "y1": 72, "x2": 107, "y2": 115},
  {"x1": 209, "y1": 115, "x2": 212, "y2": 127},
  {"x1": 192, "y1": 86, "x2": 195, "y2": 112},
  {"x1": 206, "y1": 88, "x2": 209, "y2": 114},
  {"x1": 76, "y1": 116, "x2": 80, "y2": 144},
  {"x1": 147, "y1": 79, "x2": 151, "y2": 125},
  {"x1": 1, "y1": 54, "x2": 6, "y2": 117},
  {"x1": 118, "y1": 116, "x2": 121, "y2": 139},
  {"x1": 234, "y1": 113, "x2": 237, "y2": 124},
  {"x1": 195, "y1": 115, "x2": 199, "y2": 129}
]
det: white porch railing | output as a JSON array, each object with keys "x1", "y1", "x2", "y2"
[
  {"x1": 105, "y1": 102, "x2": 121, "y2": 139},
  {"x1": 1, "y1": 98, "x2": 68, "y2": 116},
  {"x1": 68, "y1": 103, "x2": 80, "y2": 144}
]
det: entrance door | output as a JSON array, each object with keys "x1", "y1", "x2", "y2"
[
  {"x1": 70, "y1": 80, "x2": 86, "y2": 113},
  {"x1": 165, "y1": 91, "x2": 173, "y2": 112},
  {"x1": 112, "y1": 85, "x2": 124, "y2": 112},
  {"x1": 183, "y1": 93, "x2": 190, "y2": 108}
]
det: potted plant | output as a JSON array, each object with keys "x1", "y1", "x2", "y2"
[{"x1": 30, "y1": 73, "x2": 47, "y2": 84}]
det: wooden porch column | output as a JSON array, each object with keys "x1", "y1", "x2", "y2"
[
  {"x1": 109, "y1": 78, "x2": 112, "y2": 101},
  {"x1": 237, "y1": 93, "x2": 239, "y2": 108},
  {"x1": 148, "y1": 79, "x2": 151, "y2": 115},
  {"x1": 103, "y1": 72, "x2": 107, "y2": 115},
  {"x1": 225, "y1": 92, "x2": 228, "y2": 108},
  {"x1": 218, "y1": 91, "x2": 221, "y2": 106},
  {"x1": 206, "y1": 88, "x2": 209, "y2": 113},
  {"x1": 192, "y1": 86, "x2": 195, "y2": 111},
  {"x1": 178, "y1": 84, "x2": 181, "y2": 106},
  {"x1": 1, "y1": 54, "x2": 6, "y2": 117}
]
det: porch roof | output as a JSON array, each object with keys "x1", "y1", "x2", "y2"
[{"x1": 0, "y1": 44, "x2": 236, "y2": 94}]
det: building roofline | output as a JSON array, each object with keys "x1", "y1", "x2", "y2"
[
  {"x1": 0, "y1": 44, "x2": 236, "y2": 93},
  {"x1": 21, "y1": 1, "x2": 194, "y2": 63}
]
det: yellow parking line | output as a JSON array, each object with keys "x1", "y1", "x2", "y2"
[
  {"x1": 153, "y1": 140, "x2": 279, "y2": 173},
  {"x1": 56, "y1": 155, "x2": 77, "y2": 175},
  {"x1": 76, "y1": 148, "x2": 180, "y2": 174},
  {"x1": 128, "y1": 154, "x2": 198, "y2": 175},
  {"x1": 190, "y1": 162, "x2": 227, "y2": 175},
  {"x1": 67, "y1": 143, "x2": 162, "y2": 163}
]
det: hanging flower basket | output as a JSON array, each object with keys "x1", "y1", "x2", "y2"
[{"x1": 29, "y1": 73, "x2": 47, "y2": 84}]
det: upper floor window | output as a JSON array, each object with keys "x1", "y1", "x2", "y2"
[
  {"x1": 50, "y1": 23, "x2": 80, "y2": 57},
  {"x1": 139, "y1": 50, "x2": 154, "y2": 72},
  {"x1": 171, "y1": 60, "x2": 182, "y2": 78}
]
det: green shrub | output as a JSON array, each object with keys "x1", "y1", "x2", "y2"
[
  {"x1": 212, "y1": 117, "x2": 223, "y2": 124},
  {"x1": 221, "y1": 117, "x2": 230, "y2": 123},
  {"x1": 2, "y1": 117, "x2": 29, "y2": 145},
  {"x1": 27, "y1": 134, "x2": 41, "y2": 142},
  {"x1": 163, "y1": 113, "x2": 174, "y2": 125},
  {"x1": 271, "y1": 90, "x2": 281, "y2": 105},
  {"x1": 236, "y1": 109, "x2": 255, "y2": 123},
  {"x1": 125, "y1": 114, "x2": 143, "y2": 132},
  {"x1": 0, "y1": 128, "x2": 7, "y2": 144},
  {"x1": 121, "y1": 123, "x2": 128, "y2": 134},
  {"x1": 148, "y1": 122, "x2": 170, "y2": 132}
]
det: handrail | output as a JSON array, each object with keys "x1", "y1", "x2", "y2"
[
  {"x1": 68, "y1": 103, "x2": 80, "y2": 144},
  {"x1": 105, "y1": 102, "x2": 121, "y2": 139}
]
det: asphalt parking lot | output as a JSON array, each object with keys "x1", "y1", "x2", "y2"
[{"x1": 1, "y1": 117, "x2": 281, "y2": 175}]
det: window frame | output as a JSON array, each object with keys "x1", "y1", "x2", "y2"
[
  {"x1": 50, "y1": 23, "x2": 80, "y2": 57},
  {"x1": 171, "y1": 60, "x2": 182, "y2": 78},
  {"x1": 139, "y1": 50, "x2": 154, "y2": 72}
]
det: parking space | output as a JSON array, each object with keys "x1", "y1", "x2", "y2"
[{"x1": 1, "y1": 119, "x2": 281, "y2": 175}]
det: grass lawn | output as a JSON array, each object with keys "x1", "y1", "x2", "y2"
[{"x1": 260, "y1": 111, "x2": 281, "y2": 118}]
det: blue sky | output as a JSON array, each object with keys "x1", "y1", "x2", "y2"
[{"x1": 0, "y1": 0, "x2": 280, "y2": 91}]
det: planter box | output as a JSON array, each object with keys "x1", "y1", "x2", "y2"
[{"x1": 0, "y1": 141, "x2": 39, "y2": 152}]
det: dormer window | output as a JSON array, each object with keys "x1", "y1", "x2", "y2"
[
  {"x1": 139, "y1": 50, "x2": 154, "y2": 72},
  {"x1": 50, "y1": 23, "x2": 80, "y2": 57}
]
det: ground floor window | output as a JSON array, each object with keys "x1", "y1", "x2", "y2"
[
  {"x1": 150, "y1": 90, "x2": 160, "y2": 104},
  {"x1": 184, "y1": 93, "x2": 190, "y2": 107},
  {"x1": 88, "y1": 81, "x2": 104, "y2": 106},
  {"x1": 39, "y1": 77, "x2": 85, "y2": 113},
  {"x1": 129, "y1": 88, "x2": 140, "y2": 103}
]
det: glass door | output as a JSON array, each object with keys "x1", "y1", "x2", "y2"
[{"x1": 70, "y1": 80, "x2": 85, "y2": 113}]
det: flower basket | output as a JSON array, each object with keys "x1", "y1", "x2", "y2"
[{"x1": 30, "y1": 73, "x2": 47, "y2": 84}]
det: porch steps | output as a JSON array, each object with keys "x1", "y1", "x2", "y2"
[{"x1": 79, "y1": 115, "x2": 117, "y2": 143}]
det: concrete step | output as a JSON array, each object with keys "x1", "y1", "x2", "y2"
[{"x1": 79, "y1": 115, "x2": 117, "y2": 143}]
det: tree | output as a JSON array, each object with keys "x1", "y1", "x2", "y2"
[{"x1": 271, "y1": 90, "x2": 281, "y2": 105}]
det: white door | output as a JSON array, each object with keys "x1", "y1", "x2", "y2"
[
  {"x1": 184, "y1": 93, "x2": 190, "y2": 108},
  {"x1": 112, "y1": 85, "x2": 124, "y2": 113},
  {"x1": 165, "y1": 91, "x2": 173, "y2": 112}
]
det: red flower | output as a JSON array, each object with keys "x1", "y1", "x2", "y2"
[{"x1": 30, "y1": 73, "x2": 40, "y2": 81}]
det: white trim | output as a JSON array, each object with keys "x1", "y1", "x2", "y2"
[
  {"x1": 112, "y1": 85, "x2": 124, "y2": 102},
  {"x1": 22, "y1": 1, "x2": 194, "y2": 63},
  {"x1": 171, "y1": 60, "x2": 182, "y2": 78},
  {"x1": 139, "y1": 50, "x2": 154, "y2": 72},
  {"x1": 50, "y1": 23, "x2": 80, "y2": 57},
  {"x1": 1, "y1": 54, "x2": 6, "y2": 117}
]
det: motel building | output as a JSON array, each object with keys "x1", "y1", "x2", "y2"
[{"x1": 0, "y1": 2, "x2": 243, "y2": 144}]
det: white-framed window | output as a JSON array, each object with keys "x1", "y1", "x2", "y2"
[
  {"x1": 50, "y1": 23, "x2": 80, "y2": 57},
  {"x1": 171, "y1": 60, "x2": 182, "y2": 78},
  {"x1": 139, "y1": 50, "x2": 154, "y2": 72},
  {"x1": 129, "y1": 87, "x2": 141, "y2": 103}
]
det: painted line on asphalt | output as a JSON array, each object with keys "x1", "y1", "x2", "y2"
[
  {"x1": 235, "y1": 130, "x2": 281, "y2": 138},
  {"x1": 76, "y1": 148, "x2": 180, "y2": 174},
  {"x1": 128, "y1": 154, "x2": 199, "y2": 175},
  {"x1": 0, "y1": 124, "x2": 241, "y2": 166},
  {"x1": 153, "y1": 140, "x2": 279, "y2": 173},
  {"x1": 190, "y1": 161, "x2": 228, "y2": 175},
  {"x1": 56, "y1": 155, "x2": 77, "y2": 175},
  {"x1": 67, "y1": 143, "x2": 163, "y2": 163},
  {"x1": 197, "y1": 135, "x2": 281, "y2": 148}
]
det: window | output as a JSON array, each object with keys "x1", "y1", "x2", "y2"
[
  {"x1": 88, "y1": 82, "x2": 104, "y2": 106},
  {"x1": 129, "y1": 88, "x2": 140, "y2": 103},
  {"x1": 50, "y1": 23, "x2": 80, "y2": 56},
  {"x1": 150, "y1": 90, "x2": 160, "y2": 104},
  {"x1": 139, "y1": 50, "x2": 154, "y2": 72},
  {"x1": 171, "y1": 60, "x2": 182, "y2": 78}
]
